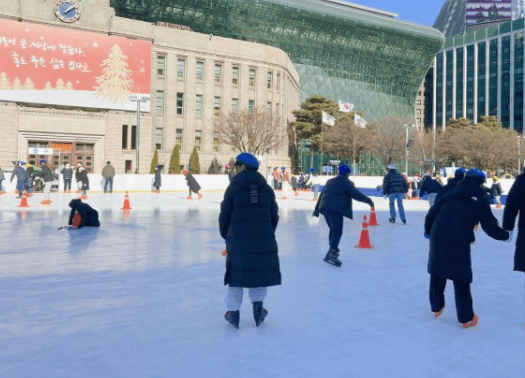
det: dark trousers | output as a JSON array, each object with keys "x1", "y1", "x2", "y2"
[
  {"x1": 323, "y1": 210, "x2": 344, "y2": 251},
  {"x1": 64, "y1": 179, "x2": 71, "y2": 191},
  {"x1": 429, "y1": 275, "x2": 474, "y2": 324}
]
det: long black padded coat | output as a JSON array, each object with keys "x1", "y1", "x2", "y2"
[
  {"x1": 425, "y1": 178, "x2": 509, "y2": 283},
  {"x1": 69, "y1": 200, "x2": 100, "y2": 228},
  {"x1": 503, "y1": 173, "x2": 525, "y2": 272},
  {"x1": 314, "y1": 174, "x2": 374, "y2": 219},
  {"x1": 186, "y1": 173, "x2": 201, "y2": 193},
  {"x1": 220, "y1": 170, "x2": 281, "y2": 288}
]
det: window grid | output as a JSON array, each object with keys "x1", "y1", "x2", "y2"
[
  {"x1": 155, "y1": 128, "x2": 163, "y2": 150},
  {"x1": 248, "y1": 99, "x2": 255, "y2": 113},
  {"x1": 232, "y1": 66, "x2": 239, "y2": 85},
  {"x1": 267, "y1": 71, "x2": 273, "y2": 89},
  {"x1": 213, "y1": 132, "x2": 219, "y2": 152},
  {"x1": 156, "y1": 91, "x2": 164, "y2": 114},
  {"x1": 195, "y1": 130, "x2": 202, "y2": 151},
  {"x1": 177, "y1": 93, "x2": 184, "y2": 115},
  {"x1": 214, "y1": 64, "x2": 222, "y2": 84},
  {"x1": 157, "y1": 55, "x2": 165, "y2": 76},
  {"x1": 214, "y1": 96, "x2": 221, "y2": 117},
  {"x1": 196, "y1": 95, "x2": 203, "y2": 117},
  {"x1": 249, "y1": 69, "x2": 256, "y2": 87},
  {"x1": 176, "y1": 129, "x2": 183, "y2": 150},
  {"x1": 196, "y1": 61, "x2": 204, "y2": 81},
  {"x1": 177, "y1": 59, "x2": 185, "y2": 79},
  {"x1": 232, "y1": 98, "x2": 238, "y2": 113},
  {"x1": 267, "y1": 101, "x2": 272, "y2": 115}
]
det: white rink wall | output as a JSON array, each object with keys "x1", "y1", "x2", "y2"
[{"x1": 0, "y1": 173, "x2": 516, "y2": 193}]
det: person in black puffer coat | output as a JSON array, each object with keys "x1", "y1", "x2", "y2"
[
  {"x1": 382, "y1": 164, "x2": 408, "y2": 224},
  {"x1": 502, "y1": 170, "x2": 525, "y2": 322},
  {"x1": 313, "y1": 164, "x2": 375, "y2": 267},
  {"x1": 435, "y1": 167, "x2": 466, "y2": 203},
  {"x1": 68, "y1": 199, "x2": 100, "y2": 228},
  {"x1": 61, "y1": 163, "x2": 73, "y2": 193},
  {"x1": 153, "y1": 165, "x2": 162, "y2": 193},
  {"x1": 424, "y1": 168, "x2": 510, "y2": 328},
  {"x1": 490, "y1": 176, "x2": 503, "y2": 208},
  {"x1": 420, "y1": 174, "x2": 443, "y2": 207},
  {"x1": 220, "y1": 153, "x2": 280, "y2": 329}
]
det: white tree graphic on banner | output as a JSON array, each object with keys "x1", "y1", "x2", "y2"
[
  {"x1": 0, "y1": 73, "x2": 10, "y2": 89},
  {"x1": 24, "y1": 78, "x2": 34, "y2": 89},
  {"x1": 95, "y1": 44, "x2": 134, "y2": 103}
]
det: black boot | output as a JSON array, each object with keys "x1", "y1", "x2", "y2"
[
  {"x1": 323, "y1": 249, "x2": 342, "y2": 267},
  {"x1": 224, "y1": 310, "x2": 240, "y2": 329},
  {"x1": 389, "y1": 217, "x2": 395, "y2": 223},
  {"x1": 253, "y1": 302, "x2": 268, "y2": 327}
]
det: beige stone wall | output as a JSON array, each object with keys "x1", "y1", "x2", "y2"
[{"x1": 0, "y1": 0, "x2": 300, "y2": 174}]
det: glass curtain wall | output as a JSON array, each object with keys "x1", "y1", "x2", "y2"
[
  {"x1": 436, "y1": 53, "x2": 444, "y2": 126},
  {"x1": 477, "y1": 41, "x2": 486, "y2": 121},
  {"x1": 489, "y1": 39, "x2": 499, "y2": 116},
  {"x1": 456, "y1": 47, "x2": 464, "y2": 119},
  {"x1": 515, "y1": 33, "x2": 524, "y2": 132},
  {"x1": 501, "y1": 36, "x2": 511, "y2": 127},
  {"x1": 466, "y1": 45, "x2": 475, "y2": 122},
  {"x1": 446, "y1": 50, "x2": 454, "y2": 123}
]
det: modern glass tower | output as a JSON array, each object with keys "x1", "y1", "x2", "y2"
[
  {"x1": 110, "y1": 0, "x2": 444, "y2": 120},
  {"x1": 433, "y1": 18, "x2": 525, "y2": 131}
]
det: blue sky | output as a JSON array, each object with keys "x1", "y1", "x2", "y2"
[{"x1": 348, "y1": 0, "x2": 445, "y2": 27}]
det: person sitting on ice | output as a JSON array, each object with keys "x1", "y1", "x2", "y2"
[
  {"x1": 424, "y1": 168, "x2": 510, "y2": 329},
  {"x1": 184, "y1": 170, "x2": 202, "y2": 199},
  {"x1": 313, "y1": 164, "x2": 375, "y2": 267},
  {"x1": 68, "y1": 199, "x2": 100, "y2": 229},
  {"x1": 220, "y1": 152, "x2": 280, "y2": 329}
]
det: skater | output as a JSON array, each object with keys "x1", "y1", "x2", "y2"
[
  {"x1": 184, "y1": 170, "x2": 202, "y2": 199},
  {"x1": 298, "y1": 172, "x2": 305, "y2": 190},
  {"x1": 313, "y1": 164, "x2": 375, "y2": 267},
  {"x1": 220, "y1": 152, "x2": 280, "y2": 329},
  {"x1": 153, "y1": 165, "x2": 162, "y2": 193},
  {"x1": 420, "y1": 173, "x2": 442, "y2": 207},
  {"x1": 102, "y1": 161, "x2": 115, "y2": 194},
  {"x1": 502, "y1": 169, "x2": 525, "y2": 324},
  {"x1": 291, "y1": 174, "x2": 298, "y2": 196},
  {"x1": 306, "y1": 168, "x2": 321, "y2": 200},
  {"x1": 10, "y1": 161, "x2": 27, "y2": 198},
  {"x1": 272, "y1": 167, "x2": 279, "y2": 190},
  {"x1": 36, "y1": 159, "x2": 54, "y2": 205},
  {"x1": 61, "y1": 163, "x2": 73, "y2": 193},
  {"x1": 24, "y1": 163, "x2": 34, "y2": 197},
  {"x1": 67, "y1": 199, "x2": 100, "y2": 228},
  {"x1": 75, "y1": 162, "x2": 83, "y2": 193},
  {"x1": 280, "y1": 166, "x2": 292, "y2": 199},
  {"x1": 382, "y1": 164, "x2": 408, "y2": 224},
  {"x1": 490, "y1": 176, "x2": 503, "y2": 209},
  {"x1": 0, "y1": 166, "x2": 4, "y2": 195},
  {"x1": 76, "y1": 166, "x2": 89, "y2": 199},
  {"x1": 435, "y1": 167, "x2": 465, "y2": 203},
  {"x1": 424, "y1": 168, "x2": 510, "y2": 328}
]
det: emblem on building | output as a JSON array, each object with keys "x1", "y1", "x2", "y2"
[{"x1": 55, "y1": 0, "x2": 81, "y2": 23}]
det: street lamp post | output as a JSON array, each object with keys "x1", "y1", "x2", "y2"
[{"x1": 129, "y1": 95, "x2": 150, "y2": 173}]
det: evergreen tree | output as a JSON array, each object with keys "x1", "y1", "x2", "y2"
[
  {"x1": 189, "y1": 146, "x2": 200, "y2": 173},
  {"x1": 207, "y1": 157, "x2": 220, "y2": 174},
  {"x1": 169, "y1": 144, "x2": 180, "y2": 174},
  {"x1": 228, "y1": 157, "x2": 236, "y2": 169},
  {"x1": 447, "y1": 118, "x2": 471, "y2": 129},
  {"x1": 150, "y1": 148, "x2": 159, "y2": 174}
]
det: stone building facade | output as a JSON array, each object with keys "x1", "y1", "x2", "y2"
[{"x1": 0, "y1": 0, "x2": 300, "y2": 175}]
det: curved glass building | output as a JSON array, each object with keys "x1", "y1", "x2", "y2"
[{"x1": 110, "y1": 0, "x2": 444, "y2": 120}]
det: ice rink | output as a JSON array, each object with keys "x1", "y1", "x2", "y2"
[{"x1": 0, "y1": 190, "x2": 523, "y2": 378}]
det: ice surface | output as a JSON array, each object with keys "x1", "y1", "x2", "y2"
[{"x1": 0, "y1": 191, "x2": 523, "y2": 377}]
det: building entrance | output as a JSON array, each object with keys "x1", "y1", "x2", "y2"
[{"x1": 27, "y1": 141, "x2": 94, "y2": 173}]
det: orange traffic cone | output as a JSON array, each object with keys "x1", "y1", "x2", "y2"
[
  {"x1": 368, "y1": 207, "x2": 379, "y2": 226},
  {"x1": 355, "y1": 215, "x2": 374, "y2": 249},
  {"x1": 18, "y1": 192, "x2": 29, "y2": 208},
  {"x1": 121, "y1": 191, "x2": 132, "y2": 210}
]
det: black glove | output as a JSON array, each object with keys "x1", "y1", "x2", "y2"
[{"x1": 313, "y1": 211, "x2": 319, "y2": 218}]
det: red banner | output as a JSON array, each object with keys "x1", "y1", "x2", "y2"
[{"x1": 0, "y1": 18, "x2": 151, "y2": 111}]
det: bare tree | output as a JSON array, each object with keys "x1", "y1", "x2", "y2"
[
  {"x1": 212, "y1": 107, "x2": 286, "y2": 155},
  {"x1": 369, "y1": 115, "x2": 412, "y2": 167},
  {"x1": 323, "y1": 116, "x2": 377, "y2": 164}
]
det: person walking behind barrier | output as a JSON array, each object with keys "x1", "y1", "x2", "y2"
[
  {"x1": 382, "y1": 164, "x2": 408, "y2": 225},
  {"x1": 424, "y1": 168, "x2": 510, "y2": 329},
  {"x1": 24, "y1": 163, "x2": 34, "y2": 197},
  {"x1": 0, "y1": 166, "x2": 4, "y2": 195},
  {"x1": 61, "y1": 163, "x2": 73, "y2": 193},
  {"x1": 185, "y1": 170, "x2": 202, "y2": 199},
  {"x1": 220, "y1": 153, "x2": 280, "y2": 329},
  {"x1": 491, "y1": 176, "x2": 503, "y2": 209},
  {"x1": 153, "y1": 165, "x2": 162, "y2": 193},
  {"x1": 313, "y1": 164, "x2": 374, "y2": 267},
  {"x1": 37, "y1": 159, "x2": 54, "y2": 205},
  {"x1": 102, "y1": 161, "x2": 116, "y2": 194},
  {"x1": 77, "y1": 166, "x2": 89, "y2": 199}
]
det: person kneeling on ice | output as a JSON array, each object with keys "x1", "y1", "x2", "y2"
[
  {"x1": 68, "y1": 199, "x2": 100, "y2": 229},
  {"x1": 220, "y1": 153, "x2": 280, "y2": 329},
  {"x1": 313, "y1": 164, "x2": 375, "y2": 267},
  {"x1": 424, "y1": 168, "x2": 510, "y2": 329}
]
